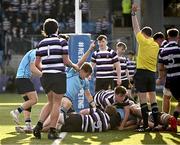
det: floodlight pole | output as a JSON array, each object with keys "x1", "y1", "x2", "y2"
[{"x1": 75, "y1": 0, "x2": 82, "y2": 34}]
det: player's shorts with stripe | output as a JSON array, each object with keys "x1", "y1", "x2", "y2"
[
  {"x1": 15, "y1": 78, "x2": 35, "y2": 94},
  {"x1": 40, "y1": 73, "x2": 66, "y2": 94}
]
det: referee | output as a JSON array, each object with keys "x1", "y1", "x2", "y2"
[{"x1": 131, "y1": 4, "x2": 160, "y2": 132}]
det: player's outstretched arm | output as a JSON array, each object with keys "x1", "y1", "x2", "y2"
[
  {"x1": 63, "y1": 55, "x2": 80, "y2": 71},
  {"x1": 131, "y1": 3, "x2": 140, "y2": 36},
  {"x1": 85, "y1": 90, "x2": 96, "y2": 108},
  {"x1": 77, "y1": 41, "x2": 96, "y2": 67},
  {"x1": 118, "y1": 106, "x2": 130, "y2": 130}
]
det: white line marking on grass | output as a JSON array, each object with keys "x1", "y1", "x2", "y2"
[{"x1": 51, "y1": 132, "x2": 67, "y2": 145}]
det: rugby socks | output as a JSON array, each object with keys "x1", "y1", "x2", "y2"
[
  {"x1": 151, "y1": 102, "x2": 159, "y2": 127},
  {"x1": 140, "y1": 103, "x2": 149, "y2": 128},
  {"x1": 16, "y1": 106, "x2": 24, "y2": 114},
  {"x1": 25, "y1": 118, "x2": 31, "y2": 124}
]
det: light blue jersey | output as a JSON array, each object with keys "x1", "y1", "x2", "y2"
[
  {"x1": 65, "y1": 68, "x2": 89, "y2": 102},
  {"x1": 16, "y1": 49, "x2": 36, "y2": 78}
]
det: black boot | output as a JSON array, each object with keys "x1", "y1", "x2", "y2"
[
  {"x1": 33, "y1": 122, "x2": 43, "y2": 139},
  {"x1": 33, "y1": 125, "x2": 42, "y2": 139},
  {"x1": 48, "y1": 128, "x2": 61, "y2": 140}
]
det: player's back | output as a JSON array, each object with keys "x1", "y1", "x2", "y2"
[{"x1": 16, "y1": 49, "x2": 36, "y2": 78}]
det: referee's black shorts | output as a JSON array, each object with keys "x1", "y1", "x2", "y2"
[
  {"x1": 16, "y1": 78, "x2": 35, "y2": 94},
  {"x1": 40, "y1": 73, "x2": 66, "y2": 94},
  {"x1": 134, "y1": 69, "x2": 156, "y2": 92}
]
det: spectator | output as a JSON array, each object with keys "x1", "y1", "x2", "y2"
[
  {"x1": 0, "y1": 33, "x2": 3, "y2": 74},
  {"x1": 95, "y1": 18, "x2": 102, "y2": 36},
  {"x1": 2, "y1": 17, "x2": 11, "y2": 33},
  {"x1": 101, "y1": 16, "x2": 110, "y2": 35},
  {"x1": 122, "y1": 0, "x2": 132, "y2": 27},
  {"x1": 80, "y1": 0, "x2": 89, "y2": 22}
]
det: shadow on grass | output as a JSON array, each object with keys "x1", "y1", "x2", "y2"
[
  {"x1": 62, "y1": 130, "x2": 180, "y2": 145},
  {"x1": 62, "y1": 130, "x2": 138, "y2": 144},
  {"x1": 141, "y1": 132, "x2": 180, "y2": 145},
  {"x1": 141, "y1": 133, "x2": 166, "y2": 144},
  {"x1": 1, "y1": 131, "x2": 53, "y2": 145},
  {"x1": 1, "y1": 130, "x2": 180, "y2": 145},
  {"x1": 1, "y1": 131, "x2": 32, "y2": 145},
  {"x1": 168, "y1": 132, "x2": 180, "y2": 145}
]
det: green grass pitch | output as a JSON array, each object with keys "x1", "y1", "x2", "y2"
[{"x1": 0, "y1": 93, "x2": 180, "y2": 145}]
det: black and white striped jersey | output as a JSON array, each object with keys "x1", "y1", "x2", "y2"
[
  {"x1": 94, "y1": 90, "x2": 135, "y2": 110},
  {"x1": 114, "y1": 56, "x2": 128, "y2": 81},
  {"x1": 81, "y1": 108, "x2": 110, "y2": 132},
  {"x1": 159, "y1": 41, "x2": 180, "y2": 79},
  {"x1": 91, "y1": 47, "x2": 119, "y2": 78},
  {"x1": 127, "y1": 59, "x2": 136, "y2": 78},
  {"x1": 93, "y1": 90, "x2": 115, "y2": 110},
  {"x1": 36, "y1": 34, "x2": 68, "y2": 73}
]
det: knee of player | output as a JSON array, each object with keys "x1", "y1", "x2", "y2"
[{"x1": 31, "y1": 97, "x2": 38, "y2": 104}]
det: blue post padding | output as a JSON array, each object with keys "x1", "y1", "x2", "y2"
[
  {"x1": 68, "y1": 34, "x2": 95, "y2": 112},
  {"x1": 68, "y1": 34, "x2": 92, "y2": 63}
]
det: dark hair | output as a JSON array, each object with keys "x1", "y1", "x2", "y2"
[
  {"x1": 114, "y1": 86, "x2": 127, "y2": 96},
  {"x1": 109, "y1": 113, "x2": 121, "y2": 129},
  {"x1": 141, "y1": 26, "x2": 153, "y2": 37},
  {"x1": 116, "y1": 42, "x2": 127, "y2": 50},
  {"x1": 127, "y1": 50, "x2": 135, "y2": 55},
  {"x1": 43, "y1": 18, "x2": 59, "y2": 36},
  {"x1": 105, "y1": 105, "x2": 117, "y2": 116},
  {"x1": 97, "y1": 35, "x2": 107, "y2": 41},
  {"x1": 153, "y1": 32, "x2": 165, "y2": 40},
  {"x1": 59, "y1": 34, "x2": 70, "y2": 41},
  {"x1": 105, "y1": 106, "x2": 121, "y2": 129},
  {"x1": 81, "y1": 62, "x2": 93, "y2": 74},
  {"x1": 167, "y1": 28, "x2": 179, "y2": 38}
]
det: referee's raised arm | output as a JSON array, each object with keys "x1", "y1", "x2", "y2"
[{"x1": 131, "y1": 3, "x2": 140, "y2": 36}]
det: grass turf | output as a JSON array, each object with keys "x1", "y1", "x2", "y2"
[{"x1": 0, "y1": 93, "x2": 180, "y2": 145}]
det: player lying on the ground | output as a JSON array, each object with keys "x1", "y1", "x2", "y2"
[
  {"x1": 129, "y1": 103, "x2": 179, "y2": 132},
  {"x1": 81, "y1": 86, "x2": 136, "y2": 130},
  {"x1": 42, "y1": 105, "x2": 121, "y2": 132}
]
